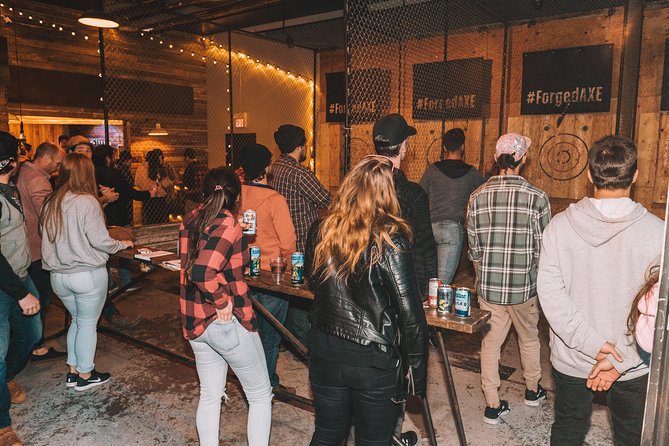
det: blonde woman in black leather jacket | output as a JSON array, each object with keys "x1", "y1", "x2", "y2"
[{"x1": 305, "y1": 156, "x2": 428, "y2": 446}]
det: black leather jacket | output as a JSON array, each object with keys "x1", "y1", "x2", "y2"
[{"x1": 305, "y1": 224, "x2": 429, "y2": 397}]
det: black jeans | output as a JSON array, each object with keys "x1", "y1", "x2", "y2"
[
  {"x1": 309, "y1": 354, "x2": 402, "y2": 446},
  {"x1": 28, "y1": 259, "x2": 52, "y2": 349},
  {"x1": 551, "y1": 367, "x2": 647, "y2": 446}
]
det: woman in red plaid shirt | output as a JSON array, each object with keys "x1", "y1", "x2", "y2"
[{"x1": 179, "y1": 167, "x2": 272, "y2": 446}]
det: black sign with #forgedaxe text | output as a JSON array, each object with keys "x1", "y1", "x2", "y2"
[
  {"x1": 521, "y1": 44, "x2": 613, "y2": 115},
  {"x1": 412, "y1": 58, "x2": 492, "y2": 120},
  {"x1": 661, "y1": 40, "x2": 669, "y2": 111},
  {"x1": 326, "y1": 69, "x2": 391, "y2": 123},
  {"x1": 326, "y1": 72, "x2": 345, "y2": 122}
]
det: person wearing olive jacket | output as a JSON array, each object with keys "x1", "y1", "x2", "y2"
[
  {"x1": 305, "y1": 156, "x2": 428, "y2": 446},
  {"x1": 0, "y1": 131, "x2": 42, "y2": 446}
]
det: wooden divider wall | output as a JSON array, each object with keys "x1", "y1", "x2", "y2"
[{"x1": 317, "y1": 4, "x2": 669, "y2": 218}]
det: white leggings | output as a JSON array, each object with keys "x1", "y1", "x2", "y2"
[{"x1": 189, "y1": 318, "x2": 273, "y2": 446}]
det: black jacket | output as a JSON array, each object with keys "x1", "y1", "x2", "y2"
[
  {"x1": 95, "y1": 166, "x2": 150, "y2": 227},
  {"x1": 394, "y1": 169, "x2": 438, "y2": 296},
  {"x1": 305, "y1": 223, "x2": 429, "y2": 397}
]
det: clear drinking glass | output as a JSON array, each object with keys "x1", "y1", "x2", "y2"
[{"x1": 270, "y1": 257, "x2": 287, "y2": 284}]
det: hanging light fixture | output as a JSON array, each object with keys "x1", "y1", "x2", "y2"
[
  {"x1": 18, "y1": 122, "x2": 25, "y2": 142},
  {"x1": 78, "y1": 1, "x2": 119, "y2": 29},
  {"x1": 148, "y1": 123, "x2": 168, "y2": 136}
]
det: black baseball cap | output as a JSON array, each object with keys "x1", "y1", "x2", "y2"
[{"x1": 372, "y1": 114, "x2": 417, "y2": 147}]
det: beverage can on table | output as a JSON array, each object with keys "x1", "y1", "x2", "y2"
[
  {"x1": 455, "y1": 287, "x2": 471, "y2": 318},
  {"x1": 242, "y1": 209, "x2": 257, "y2": 235},
  {"x1": 437, "y1": 285, "x2": 452, "y2": 315},
  {"x1": 427, "y1": 278, "x2": 441, "y2": 308},
  {"x1": 249, "y1": 246, "x2": 261, "y2": 277},
  {"x1": 291, "y1": 252, "x2": 304, "y2": 285}
]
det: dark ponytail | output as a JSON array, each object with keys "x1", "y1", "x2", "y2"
[
  {"x1": 184, "y1": 167, "x2": 241, "y2": 279},
  {"x1": 496, "y1": 153, "x2": 522, "y2": 171}
]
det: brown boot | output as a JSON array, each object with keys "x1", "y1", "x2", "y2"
[
  {"x1": 0, "y1": 427, "x2": 23, "y2": 446},
  {"x1": 6, "y1": 381, "x2": 25, "y2": 405}
]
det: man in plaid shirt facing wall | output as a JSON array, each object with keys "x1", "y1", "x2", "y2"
[
  {"x1": 467, "y1": 133, "x2": 551, "y2": 425},
  {"x1": 269, "y1": 124, "x2": 331, "y2": 344}
]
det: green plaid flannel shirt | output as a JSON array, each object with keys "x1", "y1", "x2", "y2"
[{"x1": 466, "y1": 175, "x2": 551, "y2": 305}]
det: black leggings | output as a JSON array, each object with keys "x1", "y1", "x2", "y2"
[{"x1": 309, "y1": 354, "x2": 401, "y2": 446}]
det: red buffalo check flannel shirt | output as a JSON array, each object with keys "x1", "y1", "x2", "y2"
[{"x1": 179, "y1": 209, "x2": 256, "y2": 340}]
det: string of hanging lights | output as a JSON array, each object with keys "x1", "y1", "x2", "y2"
[
  {"x1": 0, "y1": 2, "x2": 317, "y2": 171},
  {"x1": 0, "y1": 3, "x2": 313, "y2": 85}
]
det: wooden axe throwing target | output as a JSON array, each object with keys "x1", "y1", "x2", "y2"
[{"x1": 539, "y1": 133, "x2": 589, "y2": 181}]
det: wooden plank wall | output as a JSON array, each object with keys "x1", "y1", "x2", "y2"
[
  {"x1": 317, "y1": 4, "x2": 669, "y2": 218},
  {"x1": 505, "y1": 10, "x2": 624, "y2": 202},
  {"x1": 317, "y1": 50, "x2": 345, "y2": 192},
  {"x1": 638, "y1": 5, "x2": 669, "y2": 213},
  {"x1": 7, "y1": 123, "x2": 66, "y2": 149},
  {"x1": 0, "y1": 0, "x2": 208, "y2": 170}
]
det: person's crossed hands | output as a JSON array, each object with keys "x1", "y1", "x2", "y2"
[{"x1": 586, "y1": 342, "x2": 623, "y2": 392}]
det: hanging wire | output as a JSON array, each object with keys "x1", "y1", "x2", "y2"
[{"x1": 11, "y1": 6, "x2": 25, "y2": 142}]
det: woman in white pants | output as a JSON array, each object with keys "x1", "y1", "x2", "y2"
[{"x1": 178, "y1": 167, "x2": 272, "y2": 446}]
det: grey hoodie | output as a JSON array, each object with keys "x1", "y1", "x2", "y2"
[
  {"x1": 41, "y1": 193, "x2": 126, "y2": 274},
  {"x1": 537, "y1": 197, "x2": 664, "y2": 380}
]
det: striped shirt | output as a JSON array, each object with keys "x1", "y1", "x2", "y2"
[
  {"x1": 269, "y1": 155, "x2": 331, "y2": 252},
  {"x1": 179, "y1": 209, "x2": 256, "y2": 340},
  {"x1": 466, "y1": 175, "x2": 551, "y2": 305}
]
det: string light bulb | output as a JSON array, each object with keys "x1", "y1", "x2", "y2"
[{"x1": 1, "y1": 4, "x2": 314, "y2": 86}]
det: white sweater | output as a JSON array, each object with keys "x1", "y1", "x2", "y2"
[{"x1": 537, "y1": 197, "x2": 664, "y2": 380}]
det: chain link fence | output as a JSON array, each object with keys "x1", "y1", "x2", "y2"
[
  {"x1": 101, "y1": 1, "x2": 316, "y2": 226},
  {"x1": 344, "y1": 0, "x2": 626, "y2": 187}
]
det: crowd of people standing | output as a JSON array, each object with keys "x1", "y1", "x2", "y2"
[{"x1": 0, "y1": 112, "x2": 662, "y2": 446}]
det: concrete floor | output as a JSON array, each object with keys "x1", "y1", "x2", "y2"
[{"x1": 9, "y1": 265, "x2": 617, "y2": 445}]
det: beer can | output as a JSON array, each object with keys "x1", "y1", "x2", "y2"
[
  {"x1": 242, "y1": 209, "x2": 257, "y2": 235},
  {"x1": 428, "y1": 278, "x2": 441, "y2": 309},
  {"x1": 437, "y1": 285, "x2": 452, "y2": 315},
  {"x1": 291, "y1": 252, "x2": 304, "y2": 285},
  {"x1": 455, "y1": 287, "x2": 471, "y2": 318},
  {"x1": 249, "y1": 246, "x2": 261, "y2": 277}
]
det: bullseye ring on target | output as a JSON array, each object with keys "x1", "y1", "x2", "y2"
[{"x1": 539, "y1": 133, "x2": 589, "y2": 181}]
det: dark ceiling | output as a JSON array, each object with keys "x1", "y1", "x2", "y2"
[{"x1": 34, "y1": 0, "x2": 656, "y2": 50}]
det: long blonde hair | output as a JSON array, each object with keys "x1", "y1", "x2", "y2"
[
  {"x1": 313, "y1": 156, "x2": 411, "y2": 284},
  {"x1": 40, "y1": 152, "x2": 98, "y2": 243}
]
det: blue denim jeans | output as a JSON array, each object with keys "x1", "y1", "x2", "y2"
[
  {"x1": 254, "y1": 290, "x2": 289, "y2": 388},
  {"x1": 285, "y1": 300, "x2": 311, "y2": 346},
  {"x1": 432, "y1": 220, "x2": 464, "y2": 284},
  {"x1": 309, "y1": 354, "x2": 402, "y2": 446},
  {"x1": 551, "y1": 367, "x2": 647, "y2": 446},
  {"x1": 28, "y1": 259, "x2": 52, "y2": 349},
  {"x1": 189, "y1": 319, "x2": 272, "y2": 446},
  {"x1": 0, "y1": 277, "x2": 42, "y2": 428},
  {"x1": 50, "y1": 267, "x2": 108, "y2": 374}
]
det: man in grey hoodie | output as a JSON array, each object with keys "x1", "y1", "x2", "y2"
[
  {"x1": 420, "y1": 128, "x2": 484, "y2": 285},
  {"x1": 537, "y1": 135, "x2": 663, "y2": 445}
]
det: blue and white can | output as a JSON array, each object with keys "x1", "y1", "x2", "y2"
[
  {"x1": 291, "y1": 252, "x2": 304, "y2": 285},
  {"x1": 249, "y1": 246, "x2": 261, "y2": 277},
  {"x1": 242, "y1": 209, "x2": 257, "y2": 235},
  {"x1": 454, "y1": 287, "x2": 471, "y2": 318}
]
